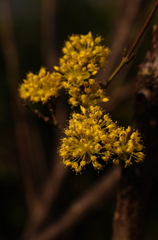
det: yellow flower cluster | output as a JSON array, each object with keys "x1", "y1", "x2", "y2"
[
  {"x1": 59, "y1": 106, "x2": 144, "y2": 172},
  {"x1": 54, "y1": 32, "x2": 110, "y2": 107},
  {"x1": 19, "y1": 32, "x2": 110, "y2": 106},
  {"x1": 19, "y1": 67, "x2": 62, "y2": 103},
  {"x1": 18, "y1": 32, "x2": 145, "y2": 172}
]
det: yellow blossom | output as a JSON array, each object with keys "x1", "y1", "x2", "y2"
[
  {"x1": 19, "y1": 67, "x2": 62, "y2": 103},
  {"x1": 59, "y1": 106, "x2": 145, "y2": 172},
  {"x1": 67, "y1": 81, "x2": 109, "y2": 107},
  {"x1": 54, "y1": 32, "x2": 110, "y2": 107}
]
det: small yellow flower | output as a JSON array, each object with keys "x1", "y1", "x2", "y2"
[
  {"x1": 112, "y1": 127, "x2": 145, "y2": 166},
  {"x1": 19, "y1": 67, "x2": 62, "y2": 103},
  {"x1": 59, "y1": 106, "x2": 112, "y2": 172}
]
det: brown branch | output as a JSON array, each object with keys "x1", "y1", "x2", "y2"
[
  {"x1": 106, "y1": 0, "x2": 158, "y2": 85},
  {"x1": 112, "y1": 162, "x2": 154, "y2": 240},
  {"x1": 127, "y1": 0, "x2": 158, "y2": 59},
  {"x1": 47, "y1": 100, "x2": 62, "y2": 130},
  {"x1": 101, "y1": 0, "x2": 144, "y2": 83},
  {"x1": 21, "y1": 99, "x2": 53, "y2": 124}
]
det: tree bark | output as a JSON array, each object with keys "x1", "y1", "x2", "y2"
[{"x1": 112, "y1": 24, "x2": 158, "y2": 240}]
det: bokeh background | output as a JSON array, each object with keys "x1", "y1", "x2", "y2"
[{"x1": 0, "y1": 0, "x2": 158, "y2": 239}]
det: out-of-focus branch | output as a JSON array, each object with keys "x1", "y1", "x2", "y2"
[
  {"x1": 27, "y1": 167, "x2": 121, "y2": 240},
  {"x1": 41, "y1": 0, "x2": 57, "y2": 69},
  {"x1": 21, "y1": 0, "x2": 69, "y2": 237},
  {"x1": 0, "y1": 0, "x2": 45, "y2": 212},
  {"x1": 102, "y1": 80, "x2": 135, "y2": 113},
  {"x1": 22, "y1": 155, "x2": 68, "y2": 239}
]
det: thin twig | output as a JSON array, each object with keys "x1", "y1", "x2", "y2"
[
  {"x1": 127, "y1": 0, "x2": 158, "y2": 59},
  {"x1": 106, "y1": 1, "x2": 158, "y2": 85},
  {"x1": 20, "y1": 99, "x2": 53, "y2": 124},
  {"x1": 47, "y1": 101, "x2": 62, "y2": 130},
  {"x1": 101, "y1": 0, "x2": 144, "y2": 84}
]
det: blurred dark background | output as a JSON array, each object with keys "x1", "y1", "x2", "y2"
[{"x1": 0, "y1": 0, "x2": 158, "y2": 239}]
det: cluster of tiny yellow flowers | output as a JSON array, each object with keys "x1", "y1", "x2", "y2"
[
  {"x1": 54, "y1": 32, "x2": 110, "y2": 107},
  {"x1": 59, "y1": 106, "x2": 145, "y2": 172},
  {"x1": 18, "y1": 32, "x2": 145, "y2": 173},
  {"x1": 19, "y1": 32, "x2": 109, "y2": 106},
  {"x1": 19, "y1": 67, "x2": 62, "y2": 103}
]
